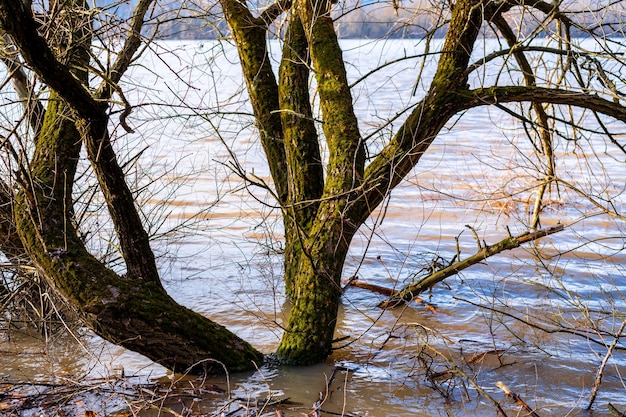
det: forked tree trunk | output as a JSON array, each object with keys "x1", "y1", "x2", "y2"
[{"x1": 220, "y1": 0, "x2": 485, "y2": 365}]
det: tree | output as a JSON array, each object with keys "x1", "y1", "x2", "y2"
[
  {"x1": 0, "y1": 0, "x2": 261, "y2": 373},
  {"x1": 219, "y1": 0, "x2": 626, "y2": 365},
  {"x1": 0, "y1": 0, "x2": 624, "y2": 373}
]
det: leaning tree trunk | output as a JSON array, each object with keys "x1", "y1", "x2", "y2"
[{"x1": 1, "y1": 0, "x2": 263, "y2": 373}]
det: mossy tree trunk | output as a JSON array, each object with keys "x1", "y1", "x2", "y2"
[
  {"x1": 221, "y1": 0, "x2": 365, "y2": 364},
  {"x1": 279, "y1": 13, "x2": 324, "y2": 299},
  {"x1": 220, "y1": 0, "x2": 483, "y2": 365},
  {"x1": 0, "y1": 0, "x2": 262, "y2": 373},
  {"x1": 220, "y1": 0, "x2": 626, "y2": 365}
]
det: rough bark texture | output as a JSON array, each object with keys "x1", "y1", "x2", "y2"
[
  {"x1": 275, "y1": 204, "x2": 354, "y2": 364},
  {"x1": 275, "y1": 0, "x2": 364, "y2": 363},
  {"x1": 1, "y1": 0, "x2": 263, "y2": 373},
  {"x1": 278, "y1": 13, "x2": 323, "y2": 297}
]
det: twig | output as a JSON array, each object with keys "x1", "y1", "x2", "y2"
[
  {"x1": 496, "y1": 381, "x2": 540, "y2": 417},
  {"x1": 258, "y1": 0, "x2": 291, "y2": 26},
  {"x1": 588, "y1": 319, "x2": 626, "y2": 410},
  {"x1": 420, "y1": 339, "x2": 508, "y2": 416},
  {"x1": 456, "y1": 296, "x2": 626, "y2": 351}
]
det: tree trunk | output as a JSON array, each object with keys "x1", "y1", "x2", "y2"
[
  {"x1": 1, "y1": 0, "x2": 263, "y2": 373},
  {"x1": 279, "y1": 13, "x2": 324, "y2": 298},
  {"x1": 276, "y1": 202, "x2": 355, "y2": 364}
]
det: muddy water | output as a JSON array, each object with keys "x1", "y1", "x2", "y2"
[{"x1": 2, "y1": 39, "x2": 626, "y2": 416}]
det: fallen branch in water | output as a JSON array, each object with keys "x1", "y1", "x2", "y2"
[
  {"x1": 496, "y1": 381, "x2": 540, "y2": 417},
  {"x1": 378, "y1": 224, "x2": 565, "y2": 309},
  {"x1": 608, "y1": 403, "x2": 626, "y2": 417},
  {"x1": 347, "y1": 279, "x2": 399, "y2": 297}
]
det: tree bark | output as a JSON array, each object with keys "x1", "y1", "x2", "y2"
[
  {"x1": 276, "y1": 202, "x2": 354, "y2": 364},
  {"x1": 1, "y1": 0, "x2": 263, "y2": 373},
  {"x1": 220, "y1": 0, "x2": 359, "y2": 364},
  {"x1": 274, "y1": 0, "x2": 365, "y2": 364},
  {"x1": 278, "y1": 13, "x2": 324, "y2": 297},
  {"x1": 220, "y1": 0, "x2": 289, "y2": 206}
]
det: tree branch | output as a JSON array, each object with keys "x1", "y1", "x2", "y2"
[
  {"x1": 464, "y1": 45, "x2": 583, "y2": 77},
  {"x1": 491, "y1": 13, "x2": 555, "y2": 230},
  {"x1": 100, "y1": 0, "x2": 154, "y2": 93},
  {"x1": 0, "y1": 0, "x2": 162, "y2": 283},
  {"x1": 496, "y1": 381, "x2": 541, "y2": 417},
  {"x1": 259, "y1": 0, "x2": 291, "y2": 26},
  {"x1": 95, "y1": 0, "x2": 155, "y2": 132},
  {"x1": 0, "y1": 31, "x2": 45, "y2": 135},
  {"x1": 354, "y1": 0, "x2": 486, "y2": 225},
  {"x1": 379, "y1": 224, "x2": 565, "y2": 309},
  {"x1": 220, "y1": 0, "x2": 289, "y2": 205},
  {"x1": 464, "y1": 86, "x2": 626, "y2": 123},
  {"x1": 296, "y1": 0, "x2": 364, "y2": 198},
  {"x1": 0, "y1": 0, "x2": 104, "y2": 121}
]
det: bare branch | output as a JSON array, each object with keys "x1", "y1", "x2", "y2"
[
  {"x1": 379, "y1": 225, "x2": 565, "y2": 309},
  {"x1": 588, "y1": 319, "x2": 626, "y2": 410},
  {"x1": 259, "y1": 0, "x2": 292, "y2": 26},
  {"x1": 0, "y1": 0, "x2": 104, "y2": 121},
  {"x1": 496, "y1": 381, "x2": 541, "y2": 417},
  {"x1": 464, "y1": 86, "x2": 626, "y2": 123},
  {"x1": 0, "y1": 31, "x2": 44, "y2": 136},
  {"x1": 464, "y1": 45, "x2": 588, "y2": 77}
]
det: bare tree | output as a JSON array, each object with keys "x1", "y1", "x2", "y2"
[
  {"x1": 220, "y1": 0, "x2": 626, "y2": 364},
  {"x1": 0, "y1": 0, "x2": 624, "y2": 375}
]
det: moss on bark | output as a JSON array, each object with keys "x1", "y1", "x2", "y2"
[
  {"x1": 221, "y1": 0, "x2": 289, "y2": 205},
  {"x1": 7, "y1": 0, "x2": 263, "y2": 373},
  {"x1": 278, "y1": 13, "x2": 324, "y2": 297}
]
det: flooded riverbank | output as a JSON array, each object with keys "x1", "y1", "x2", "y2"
[{"x1": 1, "y1": 38, "x2": 625, "y2": 416}]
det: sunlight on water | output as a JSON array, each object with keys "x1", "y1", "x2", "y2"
[{"x1": 1, "y1": 38, "x2": 625, "y2": 416}]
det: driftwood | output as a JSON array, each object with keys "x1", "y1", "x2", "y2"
[
  {"x1": 378, "y1": 224, "x2": 564, "y2": 309},
  {"x1": 346, "y1": 279, "x2": 427, "y2": 305},
  {"x1": 496, "y1": 381, "x2": 541, "y2": 417}
]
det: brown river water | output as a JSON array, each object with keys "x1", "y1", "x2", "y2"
[{"x1": 1, "y1": 39, "x2": 625, "y2": 416}]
